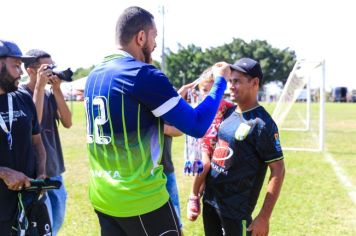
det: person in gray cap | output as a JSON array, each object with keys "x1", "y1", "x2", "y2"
[
  {"x1": 202, "y1": 58, "x2": 285, "y2": 236},
  {"x1": 0, "y1": 39, "x2": 50, "y2": 235},
  {"x1": 21, "y1": 49, "x2": 72, "y2": 236}
]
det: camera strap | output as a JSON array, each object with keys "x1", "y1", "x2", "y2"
[{"x1": 0, "y1": 93, "x2": 13, "y2": 150}]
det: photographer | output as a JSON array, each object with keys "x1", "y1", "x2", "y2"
[
  {"x1": 0, "y1": 39, "x2": 49, "y2": 235},
  {"x1": 21, "y1": 49, "x2": 72, "y2": 236}
]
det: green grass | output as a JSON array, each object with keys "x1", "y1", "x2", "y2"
[{"x1": 58, "y1": 102, "x2": 356, "y2": 236}]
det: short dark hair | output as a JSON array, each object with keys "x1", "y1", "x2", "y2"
[
  {"x1": 115, "y1": 6, "x2": 154, "y2": 46},
  {"x1": 24, "y1": 49, "x2": 51, "y2": 68}
]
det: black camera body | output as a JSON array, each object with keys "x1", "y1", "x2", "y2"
[{"x1": 46, "y1": 64, "x2": 73, "y2": 82}]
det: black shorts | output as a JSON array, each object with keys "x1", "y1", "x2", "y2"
[
  {"x1": 203, "y1": 202, "x2": 252, "y2": 236},
  {"x1": 96, "y1": 200, "x2": 181, "y2": 236}
]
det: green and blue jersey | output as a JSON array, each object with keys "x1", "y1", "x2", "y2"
[
  {"x1": 84, "y1": 52, "x2": 227, "y2": 217},
  {"x1": 84, "y1": 54, "x2": 179, "y2": 217}
]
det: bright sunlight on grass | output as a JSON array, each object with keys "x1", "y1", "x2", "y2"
[{"x1": 58, "y1": 102, "x2": 356, "y2": 236}]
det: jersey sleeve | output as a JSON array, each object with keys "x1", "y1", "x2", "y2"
[
  {"x1": 133, "y1": 65, "x2": 227, "y2": 138},
  {"x1": 162, "y1": 76, "x2": 227, "y2": 138},
  {"x1": 133, "y1": 65, "x2": 180, "y2": 116},
  {"x1": 256, "y1": 120, "x2": 284, "y2": 163}
]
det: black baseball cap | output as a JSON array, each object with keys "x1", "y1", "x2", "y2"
[
  {"x1": 230, "y1": 58, "x2": 263, "y2": 81},
  {"x1": 24, "y1": 49, "x2": 51, "y2": 68},
  {"x1": 0, "y1": 39, "x2": 36, "y2": 64}
]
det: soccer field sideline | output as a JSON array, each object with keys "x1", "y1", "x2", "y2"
[
  {"x1": 59, "y1": 102, "x2": 356, "y2": 235},
  {"x1": 324, "y1": 152, "x2": 356, "y2": 205},
  {"x1": 295, "y1": 106, "x2": 356, "y2": 206},
  {"x1": 305, "y1": 122, "x2": 356, "y2": 207}
]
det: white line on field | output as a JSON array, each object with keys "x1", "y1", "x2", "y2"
[
  {"x1": 307, "y1": 127, "x2": 356, "y2": 206},
  {"x1": 324, "y1": 152, "x2": 356, "y2": 206},
  {"x1": 279, "y1": 111, "x2": 355, "y2": 205}
]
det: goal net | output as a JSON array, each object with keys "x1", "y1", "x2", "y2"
[{"x1": 272, "y1": 60, "x2": 325, "y2": 152}]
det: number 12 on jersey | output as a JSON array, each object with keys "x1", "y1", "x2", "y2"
[{"x1": 84, "y1": 96, "x2": 112, "y2": 145}]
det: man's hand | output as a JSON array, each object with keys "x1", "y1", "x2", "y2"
[
  {"x1": 0, "y1": 167, "x2": 31, "y2": 191},
  {"x1": 36, "y1": 64, "x2": 52, "y2": 89},
  {"x1": 48, "y1": 75, "x2": 62, "y2": 91},
  {"x1": 177, "y1": 82, "x2": 197, "y2": 100},
  {"x1": 247, "y1": 214, "x2": 269, "y2": 236},
  {"x1": 212, "y1": 62, "x2": 231, "y2": 81}
]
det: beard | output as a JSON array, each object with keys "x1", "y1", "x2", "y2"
[
  {"x1": 0, "y1": 63, "x2": 19, "y2": 93},
  {"x1": 142, "y1": 44, "x2": 152, "y2": 64}
]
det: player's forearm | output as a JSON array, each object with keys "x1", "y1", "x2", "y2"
[
  {"x1": 258, "y1": 163, "x2": 285, "y2": 220},
  {"x1": 164, "y1": 124, "x2": 183, "y2": 137},
  {"x1": 162, "y1": 76, "x2": 226, "y2": 137},
  {"x1": 0, "y1": 166, "x2": 11, "y2": 180},
  {"x1": 53, "y1": 87, "x2": 72, "y2": 128}
]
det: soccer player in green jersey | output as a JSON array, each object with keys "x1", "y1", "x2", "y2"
[{"x1": 84, "y1": 6, "x2": 231, "y2": 236}]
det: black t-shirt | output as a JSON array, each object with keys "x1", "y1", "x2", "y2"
[
  {"x1": 204, "y1": 105, "x2": 283, "y2": 220},
  {"x1": 0, "y1": 91, "x2": 40, "y2": 221},
  {"x1": 20, "y1": 85, "x2": 65, "y2": 177},
  {"x1": 161, "y1": 135, "x2": 174, "y2": 174}
]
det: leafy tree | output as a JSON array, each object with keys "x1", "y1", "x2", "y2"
[
  {"x1": 72, "y1": 65, "x2": 95, "y2": 80},
  {"x1": 165, "y1": 38, "x2": 296, "y2": 87},
  {"x1": 165, "y1": 44, "x2": 209, "y2": 87},
  {"x1": 71, "y1": 61, "x2": 162, "y2": 82},
  {"x1": 152, "y1": 60, "x2": 161, "y2": 70}
]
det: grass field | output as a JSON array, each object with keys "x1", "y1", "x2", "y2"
[{"x1": 58, "y1": 102, "x2": 356, "y2": 236}]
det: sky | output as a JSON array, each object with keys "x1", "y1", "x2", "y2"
[{"x1": 1, "y1": 0, "x2": 355, "y2": 90}]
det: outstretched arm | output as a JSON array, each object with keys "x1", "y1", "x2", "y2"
[{"x1": 162, "y1": 62, "x2": 230, "y2": 138}]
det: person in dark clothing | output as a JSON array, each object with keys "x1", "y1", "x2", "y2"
[
  {"x1": 0, "y1": 39, "x2": 49, "y2": 235},
  {"x1": 22, "y1": 49, "x2": 72, "y2": 236},
  {"x1": 202, "y1": 58, "x2": 285, "y2": 236}
]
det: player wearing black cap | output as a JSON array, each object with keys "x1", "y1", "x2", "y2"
[
  {"x1": 202, "y1": 58, "x2": 285, "y2": 236},
  {"x1": 0, "y1": 39, "x2": 50, "y2": 235}
]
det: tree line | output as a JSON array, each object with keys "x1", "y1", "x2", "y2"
[{"x1": 74, "y1": 38, "x2": 297, "y2": 87}]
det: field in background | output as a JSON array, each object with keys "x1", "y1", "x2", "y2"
[{"x1": 59, "y1": 102, "x2": 356, "y2": 236}]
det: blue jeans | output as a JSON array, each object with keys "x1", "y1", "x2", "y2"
[
  {"x1": 165, "y1": 172, "x2": 182, "y2": 228},
  {"x1": 45, "y1": 175, "x2": 67, "y2": 236}
]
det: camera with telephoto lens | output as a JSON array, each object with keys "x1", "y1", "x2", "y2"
[{"x1": 46, "y1": 64, "x2": 73, "y2": 82}]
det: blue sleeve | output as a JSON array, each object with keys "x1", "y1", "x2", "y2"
[
  {"x1": 133, "y1": 65, "x2": 179, "y2": 112},
  {"x1": 162, "y1": 76, "x2": 227, "y2": 138}
]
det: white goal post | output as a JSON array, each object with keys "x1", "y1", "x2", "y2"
[{"x1": 272, "y1": 60, "x2": 325, "y2": 152}]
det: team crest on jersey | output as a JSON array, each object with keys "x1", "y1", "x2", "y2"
[
  {"x1": 274, "y1": 133, "x2": 282, "y2": 152},
  {"x1": 235, "y1": 123, "x2": 251, "y2": 141}
]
